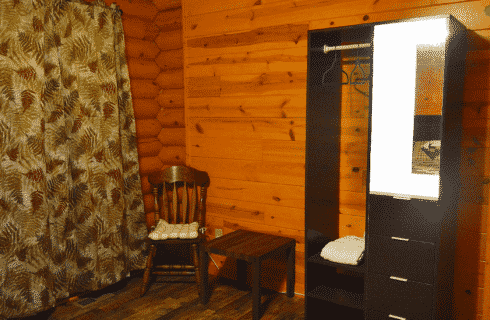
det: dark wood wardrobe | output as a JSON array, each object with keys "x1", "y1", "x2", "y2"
[{"x1": 305, "y1": 15, "x2": 467, "y2": 320}]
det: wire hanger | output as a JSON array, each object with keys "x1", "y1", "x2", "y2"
[
  {"x1": 350, "y1": 47, "x2": 367, "y2": 85},
  {"x1": 322, "y1": 51, "x2": 349, "y2": 85}
]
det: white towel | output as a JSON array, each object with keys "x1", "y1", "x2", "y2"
[{"x1": 320, "y1": 235, "x2": 365, "y2": 265}]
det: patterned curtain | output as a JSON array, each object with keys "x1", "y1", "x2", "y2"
[{"x1": 0, "y1": 0, "x2": 148, "y2": 317}]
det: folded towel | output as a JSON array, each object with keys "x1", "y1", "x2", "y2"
[{"x1": 320, "y1": 235, "x2": 365, "y2": 265}]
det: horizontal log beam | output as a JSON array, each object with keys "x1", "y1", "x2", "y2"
[
  {"x1": 127, "y1": 58, "x2": 161, "y2": 79},
  {"x1": 130, "y1": 80, "x2": 160, "y2": 99},
  {"x1": 155, "y1": 69, "x2": 184, "y2": 89},
  {"x1": 158, "y1": 128, "x2": 186, "y2": 146},
  {"x1": 156, "y1": 49, "x2": 184, "y2": 70},
  {"x1": 153, "y1": 0, "x2": 181, "y2": 11},
  {"x1": 135, "y1": 119, "x2": 163, "y2": 138},
  {"x1": 125, "y1": 38, "x2": 160, "y2": 59},
  {"x1": 133, "y1": 98, "x2": 161, "y2": 119},
  {"x1": 157, "y1": 89, "x2": 184, "y2": 107},
  {"x1": 155, "y1": 29, "x2": 183, "y2": 51},
  {"x1": 158, "y1": 146, "x2": 186, "y2": 163},
  {"x1": 157, "y1": 108, "x2": 185, "y2": 127}
]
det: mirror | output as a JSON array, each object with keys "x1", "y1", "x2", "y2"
[{"x1": 369, "y1": 16, "x2": 449, "y2": 200}]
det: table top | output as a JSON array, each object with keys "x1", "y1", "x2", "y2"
[{"x1": 201, "y1": 229, "x2": 296, "y2": 262}]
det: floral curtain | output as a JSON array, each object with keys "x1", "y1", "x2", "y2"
[{"x1": 0, "y1": 0, "x2": 148, "y2": 317}]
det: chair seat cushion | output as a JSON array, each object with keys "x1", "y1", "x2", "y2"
[{"x1": 149, "y1": 220, "x2": 200, "y2": 240}]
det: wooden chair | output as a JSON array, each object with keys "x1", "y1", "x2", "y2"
[{"x1": 141, "y1": 165, "x2": 209, "y2": 296}]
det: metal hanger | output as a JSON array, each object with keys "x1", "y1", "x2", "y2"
[
  {"x1": 322, "y1": 51, "x2": 349, "y2": 85},
  {"x1": 350, "y1": 47, "x2": 367, "y2": 85}
]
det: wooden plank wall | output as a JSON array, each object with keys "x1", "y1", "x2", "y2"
[
  {"x1": 87, "y1": 0, "x2": 186, "y2": 231},
  {"x1": 182, "y1": 0, "x2": 490, "y2": 318}
]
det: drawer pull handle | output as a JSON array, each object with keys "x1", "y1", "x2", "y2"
[
  {"x1": 393, "y1": 194, "x2": 411, "y2": 200},
  {"x1": 389, "y1": 315, "x2": 406, "y2": 320},
  {"x1": 390, "y1": 276, "x2": 407, "y2": 282},
  {"x1": 391, "y1": 236, "x2": 409, "y2": 241}
]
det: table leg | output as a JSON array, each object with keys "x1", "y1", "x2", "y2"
[
  {"x1": 200, "y1": 247, "x2": 209, "y2": 304},
  {"x1": 252, "y1": 260, "x2": 261, "y2": 320},
  {"x1": 236, "y1": 259, "x2": 248, "y2": 291},
  {"x1": 286, "y1": 244, "x2": 295, "y2": 298}
]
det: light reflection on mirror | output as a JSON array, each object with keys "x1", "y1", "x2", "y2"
[{"x1": 369, "y1": 16, "x2": 449, "y2": 200}]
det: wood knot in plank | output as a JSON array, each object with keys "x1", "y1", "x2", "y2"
[
  {"x1": 289, "y1": 129, "x2": 295, "y2": 141},
  {"x1": 273, "y1": 196, "x2": 280, "y2": 202},
  {"x1": 254, "y1": 0, "x2": 261, "y2": 5},
  {"x1": 191, "y1": 24, "x2": 198, "y2": 30},
  {"x1": 280, "y1": 99, "x2": 289, "y2": 108},
  {"x1": 195, "y1": 123, "x2": 204, "y2": 134},
  {"x1": 288, "y1": 72, "x2": 293, "y2": 77}
]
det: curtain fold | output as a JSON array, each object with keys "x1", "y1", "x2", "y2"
[{"x1": 0, "y1": 0, "x2": 148, "y2": 317}]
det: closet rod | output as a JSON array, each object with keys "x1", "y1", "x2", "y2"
[{"x1": 311, "y1": 43, "x2": 371, "y2": 53}]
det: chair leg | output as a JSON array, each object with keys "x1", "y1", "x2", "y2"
[
  {"x1": 192, "y1": 244, "x2": 201, "y2": 297},
  {"x1": 141, "y1": 244, "x2": 157, "y2": 296}
]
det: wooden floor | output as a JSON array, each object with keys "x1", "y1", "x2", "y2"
[{"x1": 19, "y1": 272, "x2": 305, "y2": 320}]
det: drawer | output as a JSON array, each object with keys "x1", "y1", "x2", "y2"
[
  {"x1": 368, "y1": 234, "x2": 435, "y2": 284},
  {"x1": 365, "y1": 272, "x2": 433, "y2": 320},
  {"x1": 368, "y1": 194, "x2": 440, "y2": 243}
]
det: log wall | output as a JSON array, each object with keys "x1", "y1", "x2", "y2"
[
  {"x1": 182, "y1": 0, "x2": 490, "y2": 318},
  {"x1": 87, "y1": 0, "x2": 186, "y2": 231}
]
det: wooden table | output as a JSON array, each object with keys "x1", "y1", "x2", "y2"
[{"x1": 200, "y1": 229, "x2": 296, "y2": 320}]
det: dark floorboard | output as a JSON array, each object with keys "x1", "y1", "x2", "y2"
[{"x1": 14, "y1": 272, "x2": 305, "y2": 320}]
